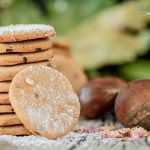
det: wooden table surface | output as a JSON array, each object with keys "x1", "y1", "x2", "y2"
[{"x1": 0, "y1": 113, "x2": 150, "y2": 150}]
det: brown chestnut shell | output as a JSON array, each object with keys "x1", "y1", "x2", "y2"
[
  {"x1": 79, "y1": 77, "x2": 126, "y2": 119},
  {"x1": 115, "y1": 79, "x2": 150, "y2": 130}
]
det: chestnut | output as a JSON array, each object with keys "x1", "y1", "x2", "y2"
[
  {"x1": 79, "y1": 77, "x2": 126, "y2": 119},
  {"x1": 115, "y1": 79, "x2": 150, "y2": 130}
]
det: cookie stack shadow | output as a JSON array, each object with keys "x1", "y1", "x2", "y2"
[{"x1": 0, "y1": 24, "x2": 55, "y2": 135}]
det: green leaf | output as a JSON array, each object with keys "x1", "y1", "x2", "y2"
[
  {"x1": 119, "y1": 60, "x2": 150, "y2": 80},
  {"x1": 67, "y1": 1, "x2": 150, "y2": 69}
]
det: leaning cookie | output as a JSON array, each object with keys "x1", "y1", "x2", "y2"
[
  {"x1": 0, "y1": 114, "x2": 22, "y2": 126},
  {"x1": 0, "y1": 81, "x2": 10, "y2": 93},
  {"x1": 0, "y1": 125, "x2": 31, "y2": 135},
  {"x1": 53, "y1": 55, "x2": 88, "y2": 93},
  {"x1": 0, "y1": 60, "x2": 51, "y2": 81},
  {"x1": 0, "y1": 38, "x2": 52, "y2": 53},
  {"x1": 0, "y1": 105, "x2": 14, "y2": 113},
  {"x1": 0, "y1": 48, "x2": 53, "y2": 66},
  {"x1": 9, "y1": 65, "x2": 80, "y2": 139},
  {"x1": 0, "y1": 24, "x2": 55, "y2": 42},
  {"x1": 0, "y1": 93, "x2": 9, "y2": 104}
]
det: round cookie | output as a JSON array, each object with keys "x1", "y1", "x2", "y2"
[
  {"x1": 53, "y1": 38, "x2": 70, "y2": 57},
  {"x1": 9, "y1": 65, "x2": 80, "y2": 139},
  {"x1": 0, "y1": 93, "x2": 9, "y2": 104},
  {"x1": 0, "y1": 24, "x2": 55, "y2": 43},
  {"x1": 0, "y1": 60, "x2": 51, "y2": 81},
  {"x1": 0, "y1": 105, "x2": 14, "y2": 113},
  {"x1": 54, "y1": 48, "x2": 70, "y2": 57},
  {"x1": 0, "y1": 125, "x2": 31, "y2": 135},
  {"x1": 0, "y1": 114, "x2": 22, "y2": 126},
  {"x1": 0, "y1": 48, "x2": 53, "y2": 66},
  {"x1": 0, "y1": 38, "x2": 52, "y2": 53},
  {"x1": 53, "y1": 38, "x2": 70, "y2": 50},
  {"x1": 0, "y1": 82, "x2": 10, "y2": 92},
  {"x1": 53, "y1": 55, "x2": 88, "y2": 93}
]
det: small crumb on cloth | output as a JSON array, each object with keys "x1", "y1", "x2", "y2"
[
  {"x1": 0, "y1": 126, "x2": 149, "y2": 149},
  {"x1": 100, "y1": 127, "x2": 149, "y2": 141}
]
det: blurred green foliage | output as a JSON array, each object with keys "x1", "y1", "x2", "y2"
[
  {"x1": 0, "y1": 0, "x2": 150, "y2": 80},
  {"x1": 118, "y1": 60, "x2": 150, "y2": 80},
  {"x1": 68, "y1": 0, "x2": 150, "y2": 69},
  {"x1": 0, "y1": 0, "x2": 117, "y2": 35}
]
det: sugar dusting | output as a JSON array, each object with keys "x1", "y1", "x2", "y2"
[
  {"x1": 13, "y1": 65, "x2": 80, "y2": 137},
  {"x1": 0, "y1": 24, "x2": 54, "y2": 35},
  {"x1": 0, "y1": 131, "x2": 109, "y2": 148},
  {"x1": 0, "y1": 119, "x2": 149, "y2": 148},
  {"x1": 0, "y1": 126, "x2": 149, "y2": 148}
]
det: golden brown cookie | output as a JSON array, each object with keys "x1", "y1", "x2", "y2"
[
  {"x1": 0, "y1": 49, "x2": 53, "y2": 66},
  {"x1": 0, "y1": 113, "x2": 22, "y2": 126},
  {"x1": 9, "y1": 65, "x2": 80, "y2": 139},
  {"x1": 0, "y1": 24, "x2": 55, "y2": 42},
  {"x1": 0, "y1": 93, "x2": 10, "y2": 104},
  {"x1": 0, "y1": 81, "x2": 10, "y2": 93},
  {"x1": 53, "y1": 55, "x2": 88, "y2": 93},
  {"x1": 0, "y1": 60, "x2": 51, "y2": 81},
  {"x1": 0, "y1": 125, "x2": 31, "y2": 135},
  {"x1": 53, "y1": 38, "x2": 70, "y2": 57},
  {"x1": 0, "y1": 38, "x2": 52, "y2": 53},
  {"x1": 53, "y1": 38, "x2": 70, "y2": 50},
  {"x1": 54, "y1": 48, "x2": 70, "y2": 57},
  {"x1": 0, "y1": 105, "x2": 14, "y2": 113}
]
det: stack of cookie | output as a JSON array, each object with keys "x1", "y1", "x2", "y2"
[
  {"x1": 53, "y1": 38, "x2": 87, "y2": 94},
  {"x1": 0, "y1": 24, "x2": 55, "y2": 135},
  {"x1": 53, "y1": 38, "x2": 70, "y2": 57}
]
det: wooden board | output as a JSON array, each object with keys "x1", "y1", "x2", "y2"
[
  {"x1": 0, "y1": 131, "x2": 150, "y2": 150},
  {"x1": 0, "y1": 113, "x2": 149, "y2": 150}
]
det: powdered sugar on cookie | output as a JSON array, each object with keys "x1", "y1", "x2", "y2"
[
  {"x1": 9, "y1": 65, "x2": 80, "y2": 139},
  {"x1": 0, "y1": 24, "x2": 56, "y2": 42},
  {"x1": 0, "y1": 24, "x2": 54, "y2": 36}
]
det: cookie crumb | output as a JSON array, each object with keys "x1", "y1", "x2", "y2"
[
  {"x1": 23, "y1": 57, "x2": 27, "y2": 63},
  {"x1": 26, "y1": 77, "x2": 34, "y2": 85},
  {"x1": 36, "y1": 48, "x2": 42, "y2": 51},
  {"x1": 34, "y1": 93, "x2": 39, "y2": 99},
  {"x1": 6, "y1": 48, "x2": 13, "y2": 52}
]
